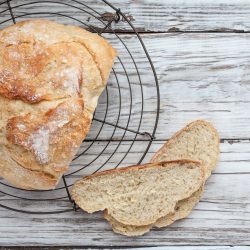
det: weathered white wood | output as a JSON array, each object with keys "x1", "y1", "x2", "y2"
[
  {"x1": 137, "y1": 248, "x2": 249, "y2": 250},
  {"x1": 2, "y1": 0, "x2": 250, "y2": 32},
  {"x1": 0, "y1": 1, "x2": 250, "y2": 248},
  {"x1": 96, "y1": 33, "x2": 250, "y2": 139},
  {"x1": 0, "y1": 196, "x2": 250, "y2": 246},
  {"x1": 0, "y1": 140, "x2": 249, "y2": 246},
  {"x1": 0, "y1": 28, "x2": 250, "y2": 248}
]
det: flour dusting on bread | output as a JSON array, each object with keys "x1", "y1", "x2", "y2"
[
  {"x1": 28, "y1": 126, "x2": 50, "y2": 164},
  {"x1": 0, "y1": 19, "x2": 117, "y2": 189}
]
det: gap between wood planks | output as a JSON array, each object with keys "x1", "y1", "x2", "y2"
[
  {"x1": 87, "y1": 27, "x2": 250, "y2": 34},
  {"x1": 0, "y1": 246, "x2": 247, "y2": 249},
  {"x1": 83, "y1": 138, "x2": 250, "y2": 142}
]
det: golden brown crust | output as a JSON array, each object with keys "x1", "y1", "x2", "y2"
[
  {"x1": 73, "y1": 159, "x2": 204, "y2": 185},
  {"x1": 0, "y1": 41, "x2": 89, "y2": 103},
  {"x1": 0, "y1": 19, "x2": 117, "y2": 103},
  {"x1": 69, "y1": 26, "x2": 117, "y2": 84},
  {"x1": 72, "y1": 160, "x2": 205, "y2": 211},
  {"x1": 0, "y1": 145, "x2": 60, "y2": 190},
  {"x1": 0, "y1": 19, "x2": 116, "y2": 189},
  {"x1": 5, "y1": 98, "x2": 91, "y2": 177},
  {"x1": 0, "y1": 41, "x2": 50, "y2": 103}
]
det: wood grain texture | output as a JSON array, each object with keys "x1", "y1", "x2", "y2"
[
  {"x1": 2, "y1": 0, "x2": 250, "y2": 32},
  {"x1": 94, "y1": 33, "x2": 250, "y2": 140},
  {"x1": 0, "y1": 141, "x2": 250, "y2": 246},
  {"x1": 0, "y1": 0, "x2": 250, "y2": 248},
  {"x1": 0, "y1": 247, "x2": 248, "y2": 250},
  {"x1": 136, "y1": 248, "x2": 250, "y2": 250},
  {"x1": 134, "y1": 248, "x2": 250, "y2": 250}
]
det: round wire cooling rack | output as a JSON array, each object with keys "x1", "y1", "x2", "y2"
[{"x1": 0, "y1": 0, "x2": 160, "y2": 214}]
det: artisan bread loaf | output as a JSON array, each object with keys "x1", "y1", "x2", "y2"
[
  {"x1": 106, "y1": 120, "x2": 220, "y2": 236},
  {"x1": 0, "y1": 20, "x2": 116, "y2": 189},
  {"x1": 72, "y1": 160, "x2": 205, "y2": 226}
]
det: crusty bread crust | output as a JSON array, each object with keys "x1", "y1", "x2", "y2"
[
  {"x1": 0, "y1": 145, "x2": 60, "y2": 190},
  {"x1": 0, "y1": 20, "x2": 116, "y2": 189},
  {"x1": 75, "y1": 159, "x2": 203, "y2": 180}
]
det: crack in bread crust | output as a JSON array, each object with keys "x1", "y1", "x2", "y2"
[
  {"x1": 0, "y1": 145, "x2": 60, "y2": 190},
  {"x1": 0, "y1": 19, "x2": 117, "y2": 189}
]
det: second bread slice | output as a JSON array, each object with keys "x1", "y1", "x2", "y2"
[
  {"x1": 105, "y1": 120, "x2": 220, "y2": 235},
  {"x1": 72, "y1": 160, "x2": 204, "y2": 226}
]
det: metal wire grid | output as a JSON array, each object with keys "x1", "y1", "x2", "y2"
[{"x1": 0, "y1": 0, "x2": 160, "y2": 214}]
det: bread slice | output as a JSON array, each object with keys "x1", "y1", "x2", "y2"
[
  {"x1": 106, "y1": 120, "x2": 220, "y2": 235},
  {"x1": 154, "y1": 187, "x2": 204, "y2": 227},
  {"x1": 72, "y1": 160, "x2": 205, "y2": 226},
  {"x1": 103, "y1": 187, "x2": 203, "y2": 236},
  {"x1": 151, "y1": 120, "x2": 220, "y2": 178},
  {"x1": 104, "y1": 209, "x2": 153, "y2": 236}
]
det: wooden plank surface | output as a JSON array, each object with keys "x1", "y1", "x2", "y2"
[
  {"x1": 2, "y1": 0, "x2": 250, "y2": 32},
  {"x1": 1, "y1": 141, "x2": 250, "y2": 246},
  {"x1": 102, "y1": 32, "x2": 250, "y2": 139},
  {"x1": 134, "y1": 248, "x2": 250, "y2": 250},
  {"x1": 0, "y1": 0, "x2": 250, "y2": 248}
]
